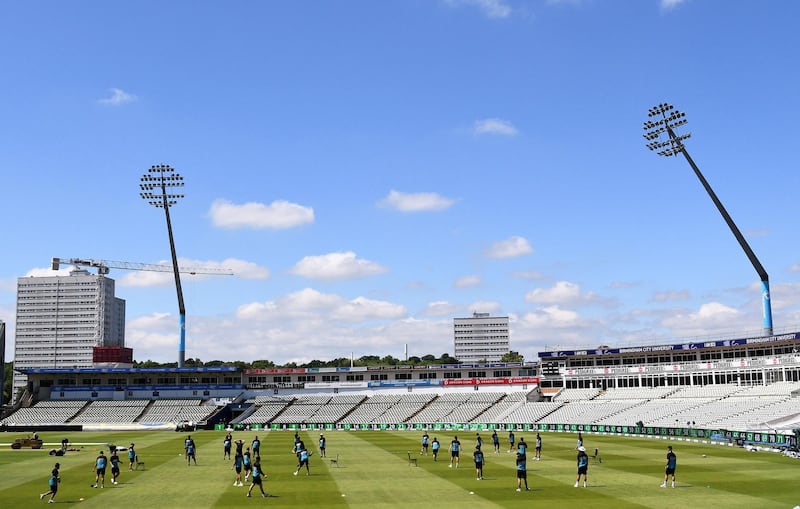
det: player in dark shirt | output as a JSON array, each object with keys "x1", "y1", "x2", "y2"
[
  {"x1": 575, "y1": 446, "x2": 589, "y2": 488},
  {"x1": 515, "y1": 452, "x2": 529, "y2": 491},
  {"x1": 661, "y1": 446, "x2": 677, "y2": 488},
  {"x1": 449, "y1": 436, "x2": 461, "y2": 468},
  {"x1": 246, "y1": 459, "x2": 268, "y2": 498},
  {"x1": 473, "y1": 446, "x2": 485, "y2": 480},
  {"x1": 110, "y1": 450, "x2": 121, "y2": 484}
]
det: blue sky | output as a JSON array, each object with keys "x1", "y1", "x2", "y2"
[{"x1": 2, "y1": 0, "x2": 800, "y2": 365}]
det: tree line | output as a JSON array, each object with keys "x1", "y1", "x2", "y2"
[{"x1": 133, "y1": 351, "x2": 524, "y2": 369}]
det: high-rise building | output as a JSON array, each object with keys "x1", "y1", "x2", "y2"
[
  {"x1": 453, "y1": 312, "x2": 510, "y2": 362},
  {"x1": 13, "y1": 269, "x2": 125, "y2": 399}
]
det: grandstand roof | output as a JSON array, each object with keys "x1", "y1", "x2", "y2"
[{"x1": 539, "y1": 331, "x2": 800, "y2": 359}]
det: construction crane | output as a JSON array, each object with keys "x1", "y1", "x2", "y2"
[
  {"x1": 51, "y1": 257, "x2": 234, "y2": 276},
  {"x1": 50, "y1": 257, "x2": 232, "y2": 368}
]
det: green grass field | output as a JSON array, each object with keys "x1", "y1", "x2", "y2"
[{"x1": 1, "y1": 430, "x2": 797, "y2": 508}]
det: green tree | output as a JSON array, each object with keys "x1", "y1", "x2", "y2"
[
  {"x1": 500, "y1": 351, "x2": 524, "y2": 363},
  {"x1": 251, "y1": 359, "x2": 275, "y2": 369},
  {"x1": 357, "y1": 355, "x2": 380, "y2": 366},
  {"x1": 380, "y1": 355, "x2": 399, "y2": 366}
]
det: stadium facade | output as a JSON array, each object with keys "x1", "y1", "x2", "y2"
[
  {"x1": 453, "y1": 312, "x2": 510, "y2": 362},
  {"x1": 4, "y1": 324, "x2": 799, "y2": 450},
  {"x1": 12, "y1": 269, "x2": 126, "y2": 401}
]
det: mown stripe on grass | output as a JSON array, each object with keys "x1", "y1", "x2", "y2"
[{"x1": 325, "y1": 431, "x2": 508, "y2": 509}]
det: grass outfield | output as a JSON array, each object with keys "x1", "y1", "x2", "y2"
[{"x1": 1, "y1": 430, "x2": 797, "y2": 508}]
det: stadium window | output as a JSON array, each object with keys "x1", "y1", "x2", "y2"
[
  {"x1": 322, "y1": 375, "x2": 340, "y2": 382},
  {"x1": 345, "y1": 374, "x2": 363, "y2": 381}
]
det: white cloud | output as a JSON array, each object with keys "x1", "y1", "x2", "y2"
[
  {"x1": 518, "y1": 305, "x2": 581, "y2": 328},
  {"x1": 467, "y1": 300, "x2": 502, "y2": 314},
  {"x1": 660, "y1": 0, "x2": 687, "y2": 10},
  {"x1": 445, "y1": 0, "x2": 511, "y2": 18},
  {"x1": 23, "y1": 266, "x2": 72, "y2": 277},
  {"x1": 454, "y1": 275, "x2": 481, "y2": 288},
  {"x1": 209, "y1": 199, "x2": 314, "y2": 229},
  {"x1": 98, "y1": 88, "x2": 137, "y2": 106},
  {"x1": 526, "y1": 281, "x2": 581, "y2": 304},
  {"x1": 378, "y1": 190, "x2": 455, "y2": 212},
  {"x1": 331, "y1": 296, "x2": 407, "y2": 321},
  {"x1": 473, "y1": 118, "x2": 518, "y2": 136},
  {"x1": 661, "y1": 302, "x2": 740, "y2": 331},
  {"x1": 421, "y1": 300, "x2": 460, "y2": 317},
  {"x1": 486, "y1": 236, "x2": 533, "y2": 259},
  {"x1": 290, "y1": 251, "x2": 387, "y2": 280},
  {"x1": 524, "y1": 281, "x2": 615, "y2": 308},
  {"x1": 235, "y1": 288, "x2": 406, "y2": 323}
]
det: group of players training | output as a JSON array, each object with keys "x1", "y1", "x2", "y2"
[
  {"x1": 39, "y1": 430, "x2": 677, "y2": 502},
  {"x1": 419, "y1": 430, "x2": 677, "y2": 492}
]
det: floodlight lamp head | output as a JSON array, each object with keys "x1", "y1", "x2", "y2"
[{"x1": 139, "y1": 164, "x2": 185, "y2": 208}]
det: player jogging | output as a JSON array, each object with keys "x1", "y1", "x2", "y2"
[
  {"x1": 575, "y1": 446, "x2": 589, "y2": 488},
  {"x1": 508, "y1": 431, "x2": 516, "y2": 453},
  {"x1": 420, "y1": 432, "x2": 429, "y2": 455},
  {"x1": 252, "y1": 436, "x2": 261, "y2": 459},
  {"x1": 492, "y1": 430, "x2": 500, "y2": 453},
  {"x1": 93, "y1": 450, "x2": 107, "y2": 488},
  {"x1": 432, "y1": 437, "x2": 440, "y2": 461},
  {"x1": 39, "y1": 462, "x2": 60, "y2": 503},
  {"x1": 246, "y1": 459, "x2": 268, "y2": 498},
  {"x1": 449, "y1": 436, "x2": 461, "y2": 468},
  {"x1": 294, "y1": 448, "x2": 311, "y2": 476},
  {"x1": 661, "y1": 446, "x2": 677, "y2": 488},
  {"x1": 110, "y1": 449, "x2": 121, "y2": 484},
  {"x1": 535, "y1": 433, "x2": 542, "y2": 461},
  {"x1": 473, "y1": 446, "x2": 485, "y2": 480}
]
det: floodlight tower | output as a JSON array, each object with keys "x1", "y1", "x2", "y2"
[
  {"x1": 139, "y1": 164, "x2": 188, "y2": 367},
  {"x1": 643, "y1": 103, "x2": 773, "y2": 336}
]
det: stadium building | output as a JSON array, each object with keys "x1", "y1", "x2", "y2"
[
  {"x1": 12, "y1": 269, "x2": 126, "y2": 401},
  {"x1": 3, "y1": 329, "x2": 799, "y2": 450},
  {"x1": 453, "y1": 312, "x2": 510, "y2": 362}
]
